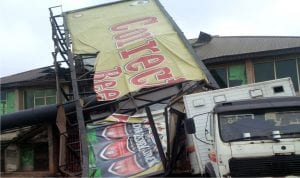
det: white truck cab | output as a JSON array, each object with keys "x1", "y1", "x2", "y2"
[
  {"x1": 183, "y1": 78, "x2": 300, "y2": 177},
  {"x1": 211, "y1": 97, "x2": 300, "y2": 177}
]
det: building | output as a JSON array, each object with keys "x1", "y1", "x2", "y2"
[
  {"x1": 0, "y1": 66, "x2": 68, "y2": 176},
  {"x1": 0, "y1": 66, "x2": 69, "y2": 115},
  {"x1": 192, "y1": 32, "x2": 300, "y2": 93}
]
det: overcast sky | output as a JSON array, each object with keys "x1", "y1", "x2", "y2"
[{"x1": 1, "y1": 0, "x2": 300, "y2": 77}]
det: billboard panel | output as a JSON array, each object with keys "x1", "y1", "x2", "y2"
[
  {"x1": 87, "y1": 111, "x2": 166, "y2": 177},
  {"x1": 65, "y1": 0, "x2": 208, "y2": 101}
]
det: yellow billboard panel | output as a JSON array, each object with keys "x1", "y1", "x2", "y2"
[{"x1": 65, "y1": 0, "x2": 208, "y2": 101}]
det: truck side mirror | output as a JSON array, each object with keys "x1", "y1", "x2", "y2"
[{"x1": 184, "y1": 118, "x2": 196, "y2": 134}]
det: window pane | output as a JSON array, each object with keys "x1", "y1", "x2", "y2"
[
  {"x1": 228, "y1": 64, "x2": 247, "y2": 87},
  {"x1": 45, "y1": 89, "x2": 56, "y2": 96},
  {"x1": 24, "y1": 90, "x2": 34, "y2": 109},
  {"x1": 34, "y1": 143, "x2": 49, "y2": 171},
  {"x1": 35, "y1": 98, "x2": 45, "y2": 106},
  {"x1": 20, "y1": 145, "x2": 34, "y2": 170},
  {"x1": 210, "y1": 68, "x2": 228, "y2": 88},
  {"x1": 1, "y1": 91, "x2": 6, "y2": 101},
  {"x1": 254, "y1": 62, "x2": 274, "y2": 82},
  {"x1": 35, "y1": 90, "x2": 44, "y2": 97},
  {"x1": 0, "y1": 102, "x2": 7, "y2": 116},
  {"x1": 46, "y1": 96, "x2": 56, "y2": 105},
  {"x1": 0, "y1": 90, "x2": 6, "y2": 115},
  {"x1": 6, "y1": 91, "x2": 15, "y2": 114},
  {"x1": 275, "y1": 59, "x2": 298, "y2": 91}
]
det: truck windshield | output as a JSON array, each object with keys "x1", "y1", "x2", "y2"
[{"x1": 218, "y1": 110, "x2": 300, "y2": 142}]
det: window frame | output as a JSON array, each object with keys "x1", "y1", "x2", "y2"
[
  {"x1": 228, "y1": 63, "x2": 247, "y2": 87},
  {"x1": 209, "y1": 66, "x2": 228, "y2": 88},
  {"x1": 209, "y1": 62, "x2": 247, "y2": 88},
  {"x1": 33, "y1": 89, "x2": 56, "y2": 108},
  {"x1": 0, "y1": 91, "x2": 7, "y2": 115},
  {"x1": 275, "y1": 58, "x2": 298, "y2": 91},
  {"x1": 253, "y1": 58, "x2": 300, "y2": 92},
  {"x1": 253, "y1": 60, "x2": 276, "y2": 83},
  {"x1": 24, "y1": 88, "x2": 56, "y2": 109}
]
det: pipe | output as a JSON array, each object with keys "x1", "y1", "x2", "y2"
[{"x1": 0, "y1": 95, "x2": 98, "y2": 131}]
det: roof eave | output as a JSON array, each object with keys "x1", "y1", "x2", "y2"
[
  {"x1": 1, "y1": 79, "x2": 58, "y2": 89},
  {"x1": 202, "y1": 47, "x2": 300, "y2": 65}
]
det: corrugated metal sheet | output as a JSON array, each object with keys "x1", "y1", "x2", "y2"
[
  {"x1": 0, "y1": 66, "x2": 56, "y2": 85},
  {"x1": 192, "y1": 36, "x2": 300, "y2": 61}
]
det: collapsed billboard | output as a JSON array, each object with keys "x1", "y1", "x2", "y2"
[
  {"x1": 65, "y1": 0, "x2": 208, "y2": 101},
  {"x1": 87, "y1": 111, "x2": 166, "y2": 177}
]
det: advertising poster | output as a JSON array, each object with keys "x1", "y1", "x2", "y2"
[
  {"x1": 87, "y1": 110, "x2": 166, "y2": 177},
  {"x1": 65, "y1": 0, "x2": 207, "y2": 101}
]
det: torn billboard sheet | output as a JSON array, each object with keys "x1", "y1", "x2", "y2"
[
  {"x1": 65, "y1": 0, "x2": 207, "y2": 101},
  {"x1": 87, "y1": 111, "x2": 166, "y2": 177}
]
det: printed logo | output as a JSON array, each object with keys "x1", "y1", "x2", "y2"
[{"x1": 130, "y1": 0, "x2": 149, "y2": 6}]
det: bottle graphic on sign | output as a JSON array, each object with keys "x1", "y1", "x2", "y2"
[
  {"x1": 108, "y1": 147, "x2": 161, "y2": 177},
  {"x1": 100, "y1": 133, "x2": 156, "y2": 160},
  {"x1": 99, "y1": 122, "x2": 152, "y2": 140}
]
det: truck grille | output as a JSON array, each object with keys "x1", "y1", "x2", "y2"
[{"x1": 229, "y1": 155, "x2": 300, "y2": 177}]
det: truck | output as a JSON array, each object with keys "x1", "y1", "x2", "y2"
[{"x1": 183, "y1": 78, "x2": 300, "y2": 177}]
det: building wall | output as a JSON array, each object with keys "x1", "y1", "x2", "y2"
[
  {"x1": 1, "y1": 125, "x2": 57, "y2": 176},
  {"x1": 1, "y1": 87, "x2": 58, "y2": 116}
]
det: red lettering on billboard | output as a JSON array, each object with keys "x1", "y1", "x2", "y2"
[
  {"x1": 94, "y1": 80, "x2": 117, "y2": 89},
  {"x1": 111, "y1": 17, "x2": 158, "y2": 31},
  {"x1": 116, "y1": 33, "x2": 152, "y2": 49},
  {"x1": 96, "y1": 89, "x2": 120, "y2": 100},
  {"x1": 120, "y1": 40, "x2": 159, "y2": 59},
  {"x1": 94, "y1": 66, "x2": 123, "y2": 100},
  {"x1": 130, "y1": 67, "x2": 172, "y2": 85},
  {"x1": 94, "y1": 15, "x2": 188, "y2": 100},
  {"x1": 164, "y1": 77, "x2": 186, "y2": 85},
  {"x1": 125, "y1": 54, "x2": 165, "y2": 72},
  {"x1": 94, "y1": 66, "x2": 122, "y2": 80},
  {"x1": 115, "y1": 29, "x2": 147, "y2": 41}
]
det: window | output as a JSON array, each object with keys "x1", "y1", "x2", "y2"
[
  {"x1": 1, "y1": 149, "x2": 4, "y2": 172},
  {"x1": 254, "y1": 59, "x2": 299, "y2": 91},
  {"x1": 219, "y1": 109, "x2": 300, "y2": 142},
  {"x1": 33, "y1": 143, "x2": 49, "y2": 171},
  {"x1": 0, "y1": 91, "x2": 7, "y2": 115},
  {"x1": 19, "y1": 129, "x2": 49, "y2": 171},
  {"x1": 276, "y1": 59, "x2": 298, "y2": 91},
  {"x1": 34, "y1": 89, "x2": 56, "y2": 107},
  {"x1": 24, "y1": 89, "x2": 56, "y2": 109},
  {"x1": 210, "y1": 63, "x2": 247, "y2": 88},
  {"x1": 228, "y1": 64, "x2": 247, "y2": 87},
  {"x1": 0, "y1": 90, "x2": 15, "y2": 115},
  {"x1": 254, "y1": 62, "x2": 275, "y2": 82},
  {"x1": 210, "y1": 68, "x2": 228, "y2": 88},
  {"x1": 20, "y1": 145, "x2": 34, "y2": 170}
]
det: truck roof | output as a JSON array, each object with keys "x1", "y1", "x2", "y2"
[{"x1": 214, "y1": 96, "x2": 300, "y2": 113}]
